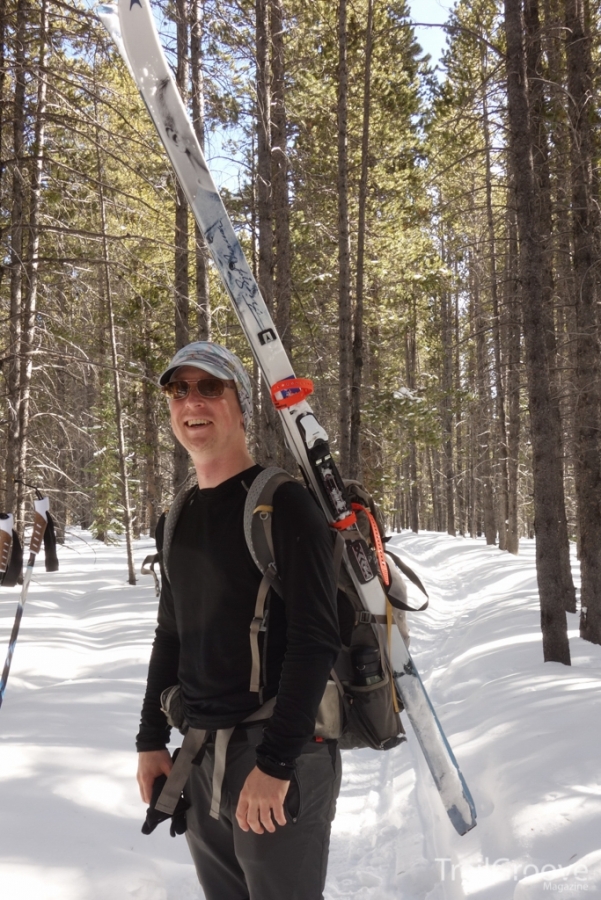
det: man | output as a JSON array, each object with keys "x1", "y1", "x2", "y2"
[{"x1": 136, "y1": 341, "x2": 342, "y2": 900}]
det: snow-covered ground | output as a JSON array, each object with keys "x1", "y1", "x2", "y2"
[{"x1": 1, "y1": 529, "x2": 600, "y2": 899}]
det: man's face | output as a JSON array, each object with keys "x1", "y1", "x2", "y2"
[{"x1": 167, "y1": 365, "x2": 246, "y2": 462}]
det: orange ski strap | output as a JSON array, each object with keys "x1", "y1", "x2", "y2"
[
  {"x1": 352, "y1": 503, "x2": 390, "y2": 586},
  {"x1": 270, "y1": 377, "x2": 314, "y2": 409}
]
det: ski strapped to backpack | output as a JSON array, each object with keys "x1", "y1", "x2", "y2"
[{"x1": 244, "y1": 468, "x2": 431, "y2": 752}]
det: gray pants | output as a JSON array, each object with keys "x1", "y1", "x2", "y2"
[{"x1": 184, "y1": 726, "x2": 341, "y2": 900}]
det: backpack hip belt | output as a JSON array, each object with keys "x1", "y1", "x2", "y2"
[{"x1": 155, "y1": 695, "x2": 277, "y2": 820}]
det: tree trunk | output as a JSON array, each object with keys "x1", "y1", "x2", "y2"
[
  {"x1": 270, "y1": 0, "x2": 296, "y2": 471},
  {"x1": 473, "y1": 252, "x2": 496, "y2": 545},
  {"x1": 54, "y1": 361, "x2": 68, "y2": 544},
  {"x1": 454, "y1": 285, "x2": 465, "y2": 535},
  {"x1": 506, "y1": 179, "x2": 522, "y2": 555},
  {"x1": 255, "y1": 0, "x2": 277, "y2": 466},
  {"x1": 190, "y1": 0, "x2": 210, "y2": 341},
  {"x1": 427, "y1": 447, "x2": 438, "y2": 531},
  {"x1": 270, "y1": 0, "x2": 292, "y2": 358},
  {"x1": 545, "y1": 0, "x2": 578, "y2": 556},
  {"x1": 349, "y1": 0, "x2": 374, "y2": 481},
  {"x1": 504, "y1": 0, "x2": 570, "y2": 663},
  {"x1": 173, "y1": 0, "x2": 190, "y2": 491},
  {"x1": 441, "y1": 289, "x2": 455, "y2": 535},
  {"x1": 143, "y1": 373, "x2": 161, "y2": 539},
  {"x1": 174, "y1": 0, "x2": 190, "y2": 351},
  {"x1": 0, "y1": 0, "x2": 8, "y2": 245},
  {"x1": 481, "y1": 52, "x2": 509, "y2": 549},
  {"x1": 337, "y1": 0, "x2": 352, "y2": 475},
  {"x1": 16, "y1": 0, "x2": 48, "y2": 527},
  {"x1": 405, "y1": 326, "x2": 419, "y2": 533},
  {"x1": 173, "y1": 202, "x2": 191, "y2": 489},
  {"x1": 142, "y1": 300, "x2": 161, "y2": 538},
  {"x1": 526, "y1": 0, "x2": 576, "y2": 611},
  {"x1": 469, "y1": 406, "x2": 478, "y2": 539},
  {"x1": 564, "y1": 0, "x2": 601, "y2": 644},
  {"x1": 5, "y1": 0, "x2": 28, "y2": 529},
  {"x1": 94, "y1": 81, "x2": 136, "y2": 585},
  {"x1": 466, "y1": 294, "x2": 478, "y2": 539}
]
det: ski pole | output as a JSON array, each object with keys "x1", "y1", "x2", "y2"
[{"x1": 0, "y1": 497, "x2": 50, "y2": 709}]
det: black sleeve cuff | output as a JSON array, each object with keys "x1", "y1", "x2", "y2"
[
  {"x1": 255, "y1": 751, "x2": 295, "y2": 780},
  {"x1": 136, "y1": 739, "x2": 170, "y2": 753}
]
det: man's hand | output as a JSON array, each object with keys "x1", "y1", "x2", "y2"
[
  {"x1": 137, "y1": 749, "x2": 173, "y2": 804},
  {"x1": 235, "y1": 766, "x2": 290, "y2": 834}
]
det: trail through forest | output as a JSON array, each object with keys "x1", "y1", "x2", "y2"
[{"x1": 1, "y1": 530, "x2": 600, "y2": 899}]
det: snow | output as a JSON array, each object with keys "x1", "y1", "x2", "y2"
[{"x1": 1, "y1": 529, "x2": 600, "y2": 899}]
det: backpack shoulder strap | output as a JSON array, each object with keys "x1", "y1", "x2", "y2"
[
  {"x1": 140, "y1": 511, "x2": 167, "y2": 596},
  {"x1": 162, "y1": 472, "x2": 198, "y2": 583},
  {"x1": 243, "y1": 467, "x2": 296, "y2": 576},
  {"x1": 155, "y1": 510, "x2": 167, "y2": 553},
  {"x1": 244, "y1": 466, "x2": 345, "y2": 586},
  {"x1": 243, "y1": 467, "x2": 297, "y2": 698}
]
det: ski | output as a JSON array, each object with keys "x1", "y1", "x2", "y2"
[{"x1": 98, "y1": 0, "x2": 477, "y2": 835}]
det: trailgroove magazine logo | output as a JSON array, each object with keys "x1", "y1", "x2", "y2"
[
  {"x1": 436, "y1": 858, "x2": 594, "y2": 891},
  {"x1": 542, "y1": 887, "x2": 592, "y2": 894}
]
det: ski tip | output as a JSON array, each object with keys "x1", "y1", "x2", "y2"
[
  {"x1": 96, "y1": 2, "x2": 136, "y2": 80},
  {"x1": 448, "y1": 802, "x2": 477, "y2": 836},
  {"x1": 96, "y1": 4, "x2": 120, "y2": 36},
  {"x1": 97, "y1": 3, "x2": 118, "y2": 17}
]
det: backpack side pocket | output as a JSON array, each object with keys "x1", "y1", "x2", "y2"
[{"x1": 337, "y1": 675, "x2": 405, "y2": 751}]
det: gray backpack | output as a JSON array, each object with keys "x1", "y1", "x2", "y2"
[{"x1": 144, "y1": 467, "x2": 428, "y2": 751}]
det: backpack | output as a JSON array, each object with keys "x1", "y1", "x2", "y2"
[{"x1": 143, "y1": 467, "x2": 428, "y2": 752}]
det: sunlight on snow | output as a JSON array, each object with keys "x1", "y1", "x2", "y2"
[
  {"x1": 0, "y1": 744, "x2": 36, "y2": 780},
  {"x1": 513, "y1": 794, "x2": 601, "y2": 842},
  {"x1": 54, "y1": 774, "x2": 130, "y2": 817},
  {"x1": 451, "y1": 629, "x2": 581, "y2": 667},
  {"x1": 5, "y1": 641, "x2": 152, "y2": 681},
  {"x1": 334, "y1": 790, "x2": 380, "y2": 836},
  {"x1": 0, "y1": 863, "x2": 85, "y2": 900},
  {"x1": 0, "y1": 744, "x2": 140, "y2": 822},
  {"x1": 460, "y1": 857, "x2": 523, "y2": 893},
  {"x1": 332, "y1": 756, "x2": 415, "y2": 838}
]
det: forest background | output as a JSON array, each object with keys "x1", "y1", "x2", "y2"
[{"x1": 1, "y1": 0, "x2": 600, "y2": 664}]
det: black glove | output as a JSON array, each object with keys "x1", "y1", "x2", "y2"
[
  {"x1": 43, "y1": 512, "x2": 59, "y2": 572},
  {"x1": 141, "y1": 750, "x2": 189, "y2": 837},
  {"x1": 1, "y1": 529, "x2": 22, "y2": 587}
]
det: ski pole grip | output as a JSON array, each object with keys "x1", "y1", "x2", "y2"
[
  {"x1": 0, "y1": 514, "x2": 13, "y2": 572},
  {"x1": 30, "y1": 498, "x2": 49, "y2": 556}
]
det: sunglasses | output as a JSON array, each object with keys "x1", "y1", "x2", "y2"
[{"x1": 161, "y1": 377, "x2": 235, "y2": 400}]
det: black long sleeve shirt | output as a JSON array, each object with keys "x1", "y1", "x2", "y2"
[{"x1": 136, "y1": 465, "x2": 340, "y2": 777}]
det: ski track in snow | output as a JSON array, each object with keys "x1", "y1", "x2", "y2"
[{"x1": 1, "y1": 529, "x2": 600, "y2": 899}]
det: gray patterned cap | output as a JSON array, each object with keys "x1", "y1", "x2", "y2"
[{"x1": 159, "y1": 341, "x2": 253, "y2": 430}]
